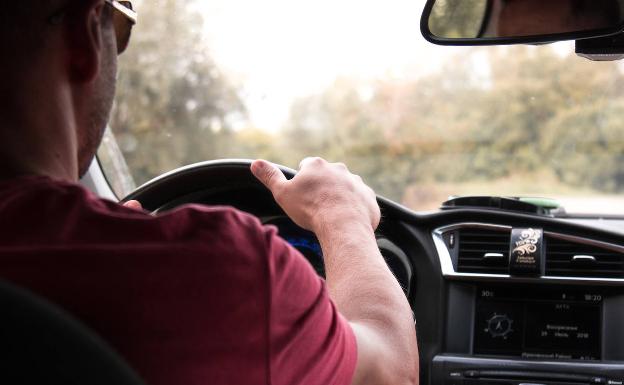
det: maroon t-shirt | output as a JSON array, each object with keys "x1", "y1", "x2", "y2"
[{"x1": 0, "y1": 176, "x2": 357, "y2": 385}]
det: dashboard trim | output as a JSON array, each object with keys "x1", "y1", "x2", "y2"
[
  {"x1": 432, "y1": 354, "x2": 624, "y2": 384},
  {"x1": 433, "y1": 222, "x2": 624, "y2": 285}
]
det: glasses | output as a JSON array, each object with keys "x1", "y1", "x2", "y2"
[
  {"x1": 105, "y1": 0, "x2": 137, "y2": 55},
  {"x1": 48, "y1": 0, "x2": 137, "y2": 55}
]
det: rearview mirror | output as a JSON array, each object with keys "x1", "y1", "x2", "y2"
[{"x1": 421, "y1": 0, "x2": 624, "y2": 45}]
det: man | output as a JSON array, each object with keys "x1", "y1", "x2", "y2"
[{"x1": 0, "y1": 1, "x2": 418, "y2": 385}]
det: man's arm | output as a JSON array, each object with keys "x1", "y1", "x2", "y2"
[{"x1": 252, "y1": 157, "x2": 418, "y2": 385}]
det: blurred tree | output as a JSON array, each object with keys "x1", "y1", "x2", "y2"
[
  {"x1": 428, "y1": 0, "x2": 489, "y2": 39},
  {"x1": 282, "y1": 45, "x2": 624, "y2": 204},
  {"x1": 108, "y1": 0, "x2": 247, "y2": 186},
  {"x1": 281, "y1": 79, "x2": 416, "y2": 199}
]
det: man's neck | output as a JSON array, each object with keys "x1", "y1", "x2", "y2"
[
  {"x1": 0, "y1": 85, "x2": 79, "y2": 182},
  {"x1": 0, "y1": 135, "x2": 79, "y2": 182}
]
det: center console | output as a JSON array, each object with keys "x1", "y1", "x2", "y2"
[{"x1": 433, "y1": 283, "x2": 624, "y2": 385}]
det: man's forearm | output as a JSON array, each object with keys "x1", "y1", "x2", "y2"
[
  {"x1": 318, "y1": 219, "x2": 404, "y2": 319},
  {"x1": 317, "y1": 217, "x2": 418, "y2": 383}
]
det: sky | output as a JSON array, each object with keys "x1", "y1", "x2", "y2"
[
  {"x1": 194, "y1": 0, "x2": 580, "y2": 131},
  {"x1": 196, "y1": 0, "x2": 465, "y2": 130}
]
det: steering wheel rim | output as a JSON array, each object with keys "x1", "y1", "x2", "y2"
[{"x1": 121, "y1": 159, "x2": 296, "y2": 213}]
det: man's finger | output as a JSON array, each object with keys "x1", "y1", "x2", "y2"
[
  {"x1": 251, "y1": 160, "x2": 287, "y2": 192},
  {"x1": 123, "y1": 200, "x2": 143, "y2": 210}
]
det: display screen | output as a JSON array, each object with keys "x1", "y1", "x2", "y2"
[{"x1": 474, "y1": 287, "x2": 602, "y2": 360}]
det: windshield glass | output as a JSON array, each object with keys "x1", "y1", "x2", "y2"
[{"x1": 99, "y1": 0, "x2": 624, "y2": 215}]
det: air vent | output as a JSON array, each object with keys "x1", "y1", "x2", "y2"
[
  {"x1": 545, "y1": 236, "x2": 624, "y2": 278},
  {"x1": 457, "y1": 228, "x2": 511, "y2": 274}
]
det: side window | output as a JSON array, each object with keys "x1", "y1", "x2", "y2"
[{"x1": 98, "y1": 127, "x2": 136, "y2": 198}]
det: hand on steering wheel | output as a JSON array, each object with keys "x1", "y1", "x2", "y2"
[{"x1": 250, "y1": 157, "x2": 381, "y2": 235}]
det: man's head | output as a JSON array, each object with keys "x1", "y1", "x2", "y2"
[{"x1": 0, "y1": 0, "x2": 135, "y2": 180}]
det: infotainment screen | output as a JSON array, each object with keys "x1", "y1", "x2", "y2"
[{"x1": 474, "y1": 287, "x2": 602, "y2": 360}]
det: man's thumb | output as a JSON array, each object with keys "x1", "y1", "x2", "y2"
[
  {"x1": 123, "y1": 200, "x2": 143, "y2": 211},
  {"x1": 251, "y1": 160, "x2": 287, "y2": 192}
]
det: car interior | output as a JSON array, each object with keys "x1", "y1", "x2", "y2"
[{"x1": 7, "y1": 0, "x2": 624, "y2": 384}]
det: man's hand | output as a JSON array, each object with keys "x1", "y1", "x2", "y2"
[{"x1": 251, "y1": 158, "x2": 380, "y2": 234}]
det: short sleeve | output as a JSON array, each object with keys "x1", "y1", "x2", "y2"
[{"x1": 264, "y1": 226, "x2": 358, "y2": 385}]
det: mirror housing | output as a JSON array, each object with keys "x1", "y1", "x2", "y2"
[
  {"x1": 576, "y1": 33, "x2": 624, "y2": 60},
  {"x1": 420, "y1": 0, "x2": 624, "y2": 46}
]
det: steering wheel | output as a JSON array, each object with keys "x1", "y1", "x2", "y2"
[{"x1": 121, "y1": 159, "x2": 295, "y2": 214}]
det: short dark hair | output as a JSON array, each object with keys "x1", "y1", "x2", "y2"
[
  {"x1": 0, "y1": 1, "x2": 57, "y2": 32},
  {"x1": 0, "y1": 1, "x2": 59, "y2": 54},
  {"x1": 0, "y1": 1, "x2": 113, "y2": 67}
]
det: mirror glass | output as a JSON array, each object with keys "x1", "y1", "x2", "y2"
[{"x1": 428, "y1": 0, "x2": 624, "y2": 39}]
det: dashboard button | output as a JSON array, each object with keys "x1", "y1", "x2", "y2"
[{"x1": 591, "y1": 378, "x2": 606, "y2": 384}]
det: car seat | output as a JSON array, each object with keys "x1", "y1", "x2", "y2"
[{"x1": 0, "y1": 280, "x2": 145, "y2": 385}]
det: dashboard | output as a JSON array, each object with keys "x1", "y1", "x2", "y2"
[{"x1": 124, "y1": 161, "x2": 624, "y2": 385}]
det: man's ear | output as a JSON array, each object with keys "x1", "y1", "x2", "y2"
[{"x1": 64, "y1": 0, "x2": 106, "y2": 83}]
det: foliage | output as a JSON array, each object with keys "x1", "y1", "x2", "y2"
[
  {"x1": 428, "y1": 0, "x2": 488, "y2": 38},
  {"x1": 106, "y1": 0, "x2": 247, "y2": 187},
  {"x1": 277, "y1": 47, "x2": 624, "y2": 203}
]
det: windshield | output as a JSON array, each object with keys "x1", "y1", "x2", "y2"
[{"x1": 99, "y1": 0, "x2": 624, "y2": 215}]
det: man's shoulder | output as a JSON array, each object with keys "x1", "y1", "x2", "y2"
[{"x1": 0, "y1": 175, "x2": 269, "y2": 251}]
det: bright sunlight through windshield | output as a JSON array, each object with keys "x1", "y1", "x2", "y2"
[{"x1": 99, "y1": 0, "x2": 624, "y2": 215}]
